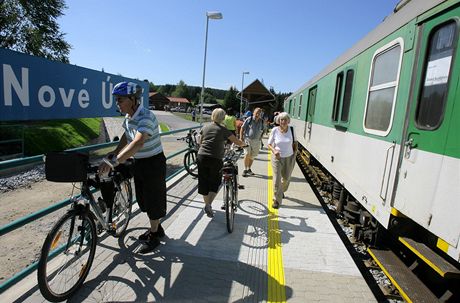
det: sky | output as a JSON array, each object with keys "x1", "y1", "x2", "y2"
[{"x1": 59, "y1": 0, "x2": 401, "y2": 94}]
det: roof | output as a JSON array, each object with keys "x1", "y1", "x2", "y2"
[
  {"x1": 236, "y1": 79, "x2": 275, "y2": 104},
  {"x1": 149, "y1": 92, "x2": 169, "y2": 101},
  {"x1": 168, "y1": 97, "x2": 190, "y2": 104}
]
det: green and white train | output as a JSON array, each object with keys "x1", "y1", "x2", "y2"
[{"x1": 287, "y1": 0, "x2": 460, "y2": 295}]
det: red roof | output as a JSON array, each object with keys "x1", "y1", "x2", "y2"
[{"x1": 167, "y1": 97, "x2": 190, "y2": 104}]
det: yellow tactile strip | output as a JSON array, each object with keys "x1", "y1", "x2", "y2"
[{"x1": 267, "y1": 152, "x2": 286, "y2": 302}]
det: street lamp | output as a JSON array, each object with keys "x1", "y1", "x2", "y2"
[
  {"x1": 199, "y1": 11, "x2": 223, "y2": 124},
  {"x1": 240, "y1": 71, "x2": 249, "y2": 117}
]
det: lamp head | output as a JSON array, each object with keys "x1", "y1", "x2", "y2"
[{"x1": 207, "y1": 11, "x2": 223, "y2": 19}]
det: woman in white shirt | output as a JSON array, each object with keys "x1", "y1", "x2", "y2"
[{"x1": 267, "y1": 112, "x2": 298, "y2": 209}]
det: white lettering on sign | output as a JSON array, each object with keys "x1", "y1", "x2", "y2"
[
  {"x1": 425, "y1": 56, "x2": 451, "y2": 86},
  {"x1": 78, "y1": 89, "x2": 90, "y2": 108},
  {"x1": 3, "y1": 64, "x2": 29, "y2": 106},
  {"x1": 38, "y1": 85, "x2": 56, "y2": 107},
  {"x1": 2, "y1": 64, "x2": 97, "y2": 110},
  {"x1": 59, "y1": 88, "x2": 75, "y2": 107},
  {"x1": 101, "y1": 76, "x2": 113, "y2": 109}
]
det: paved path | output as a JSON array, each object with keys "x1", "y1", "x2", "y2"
[{"x1": 1, "y1": 141, "x2": 376, "y2": 302}]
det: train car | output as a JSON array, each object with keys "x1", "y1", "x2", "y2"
[{"x1": 287, "y1": 0, "x2": 460, "y2": 300}]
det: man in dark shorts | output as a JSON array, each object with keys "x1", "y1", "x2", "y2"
[{"x1": 99, "y1": 81, "x2": 167, "y2": 254}]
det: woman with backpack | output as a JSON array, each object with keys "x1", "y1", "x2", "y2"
[{"x1": 267, "y1": 112, "x2": 298, "y2": 209}]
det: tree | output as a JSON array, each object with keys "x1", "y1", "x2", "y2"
[
  {"x1": 0, "y1": 0, "x2": 71, "y2": 63},
  {"x1": 222, "y1": 86, "x2": 240, "y2": 112},
  {"x1": 148, "y1": 82, "x2": 158, "y2": 92},
  {"x1": 202, "y1": 91, "x2": 217, "y2": 104},
  {"x1": 171, "y1": 80, "x2": 189, "y2": 98}
]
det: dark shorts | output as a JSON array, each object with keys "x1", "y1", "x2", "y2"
[
  {"x1": 133, "y1": 152, "x2": 167, "y2": 220},
  {"x1": 197, "y1": 154, "x2": 223, "y2": 195}
]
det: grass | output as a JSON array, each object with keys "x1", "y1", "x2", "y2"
[
  {"x1": 172, "y1": 112, "x2": 211, "y2": 123},
  {"x1": 1, "y1": 118, "x2": 102, "y2": 156},
  {"x1": 159, "y1": 122, "x2": 169, "y2": 132}
]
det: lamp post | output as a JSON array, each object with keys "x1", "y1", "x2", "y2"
[
  {"x1": 199, "y1": 11, "x2": 223, "y2": 124},
  {"x1": 240, "y1": 71, "x2": 249, "y2": 117}
]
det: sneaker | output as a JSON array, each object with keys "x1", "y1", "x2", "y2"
[
  {"x1": 247, "y1": 169, "x2": 255, "y2": 176},
  {"x1": 221, "y1": 204, "x2": 226, "y2": 210},
  {"x1": 272, "y1": 200, "x2": 280, "y2": 209},
  {"x1": 242, "y1": 170, "x2": 249, "y2": 177},
  {"x1": 282, "y1": 193, "x2": 285, "y2": 199},
  {"x1": 138, "y1": 236, "x2": 160, "y2": 254},
  {"x1": 204, "y1": 204, "x2": 214, "y2": 217},
  {"x1": 139, "y1": 224, "x2": 165, "y2": 241}
]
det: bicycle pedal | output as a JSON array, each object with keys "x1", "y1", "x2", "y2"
[{"x1": 238, "y1": 185, "x2": 245, "y2": 190}]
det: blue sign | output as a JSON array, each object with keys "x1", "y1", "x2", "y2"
[{"x1": 0, "y1": 48, "x2": 149, "y2": 121}]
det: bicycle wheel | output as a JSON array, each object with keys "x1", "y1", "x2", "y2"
[
  {"x1": 233, "y1": 172, "x2": 239, "y2": 211},
  {"x1": 38, "y1": 209, "x2": 97, "y2": 302},
  {"x1": 224, "y1": 180, "x2": 235, "y2": 233},
  {"x1": 109, "y1": 179, "x2": 133, "y2": 237},
  {"x1": 184, "y1": 149, "x2": 198, "y2": 177}
]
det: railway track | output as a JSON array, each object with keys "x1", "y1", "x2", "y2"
[{"x1": 296, "y1": 147, "x2": 460, "y2": 303}]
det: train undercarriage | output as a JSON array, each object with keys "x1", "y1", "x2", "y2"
[{"x1": 296, "y1": 145, "x2": 460, "y2": 302}]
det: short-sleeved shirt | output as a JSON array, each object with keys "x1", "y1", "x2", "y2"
[
  {"x1": 242, "y1": 116, "x2": 264, "y2": 140},
  {"x1": 123, "y1": 105, "x2": 163, "y2": 159},
  {"x1": 198, "y1": 122, "x2": 232, "y2": 159},
  {"x1": 224, "y1": 115, "x2": 236, "y2": 131},
  {"x1": 268, "y1": 126, "x2": 297, "y2": 158}
]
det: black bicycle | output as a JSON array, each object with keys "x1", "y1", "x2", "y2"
[
  {"x1": 178, "y1": 129, "x2": 199, "y2": 177},
  {"x1": 222, "y1": 145, "x2": 245, "y2": 233},
  {"x1": 37, "y1": 152, "x2": 133, "y2": 302}
]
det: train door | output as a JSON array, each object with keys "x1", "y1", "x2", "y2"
[
  {"x1": 304, "y1": 86, "x2": 317, "y2": 142},
  {"x1": 394, "y1": 12, "x2": 460, "y2": 245}
]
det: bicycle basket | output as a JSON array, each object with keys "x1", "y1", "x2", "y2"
[{"x1": 45, "y1": 151, "x2": 89, "y2": 182}]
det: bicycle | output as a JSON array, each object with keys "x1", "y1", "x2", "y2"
[
  {"x1": 178, "y1": 129, "x2": 199, "y2": 177},
  {"x1": 221, "y1": 145, "x2": 245, "y2": 233},
  {"x1": 37, "y1": 151, "x2": 133, "y2": 302}
]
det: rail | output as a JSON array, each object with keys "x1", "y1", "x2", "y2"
[{"x1": 0, "y1": 125, "x2": 201, "y2": 294}]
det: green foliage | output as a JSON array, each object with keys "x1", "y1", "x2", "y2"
[
  {"x1": 202, "y1": 91, "x2": 217, "y2": 104},
  {"x1": 171, "y1": 80, "x2": 189, "y2": 98},
  {"x1": 15, "y1": 118, "x2": 101, "y2": 156},
  {"x1": 0, "y1": 0, "x2": 71, "y2": 63},
  {"x1": 269, "y1": 87, "x2": 291, "y2": 112},
  {"x1": 222, "y1": 86, "x2": 240, "y2": 112}
]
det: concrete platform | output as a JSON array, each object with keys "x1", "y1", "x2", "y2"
[{"x1": 1, "y1": 146, "x2": 376, "y2": 302}]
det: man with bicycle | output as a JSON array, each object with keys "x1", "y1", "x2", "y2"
[{"x1": 99, "y1": 81, "x2": 166, "y2": 254}]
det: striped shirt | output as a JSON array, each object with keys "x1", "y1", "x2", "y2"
[{"x1": 123, "y1": 106, "x2": 163, "y2": 159}]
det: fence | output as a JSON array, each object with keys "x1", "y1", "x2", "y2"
[{"x1": 0, "y1": 125, "x2": 200, "y2": 294}]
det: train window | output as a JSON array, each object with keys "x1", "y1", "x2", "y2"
[
  {"x1": 416, "y1": 21, "x2": 457, "y2": 130},
  {"x1": 293, "y1": 98, "x2": 296, "y2": 116},
  {"x1": 332, "y1": 72, "x2": 343, "y2": 121},
  {"x1": 364, "y1": 38, "x2": 403, "y2": 135},
  {"x1": 308, "y1": 86, "x2": 317, "y2": 118},
  {"x1": 341, "y1": 69, "x2": 354, "y2": 122},
  {"x1": 298, "y1": 94, "x2": 303, "y2": 118}
]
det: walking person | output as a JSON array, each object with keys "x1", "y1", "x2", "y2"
[
  {"x1": 99, "y1": 81, "x2": 167, "y2": 254},
  {"x1": 239, "y1": 107, "x2": 264, "y2": 177},
  {"x1": 224, "y1": 108, "x2": 237, "y2": 136},
  {"x1": 191, "y1": 109, "x2": 196, "y2": 122},
  {"x1": 197, "y1": 108, "x2": 246, "y2": 217},
  {"x1": 267, "y1": 112, "x2": 298, "y2": 209}
]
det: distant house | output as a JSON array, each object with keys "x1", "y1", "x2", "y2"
[
  {"x1": 236, "y1": 79, "x2": 275, "y2": 116},
  {"x1": 149, "y1": 92, "x2": 169, "y2": 110},
  {"x1": 167, "y1": 97, "x2": 190, "y2": 110}
]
